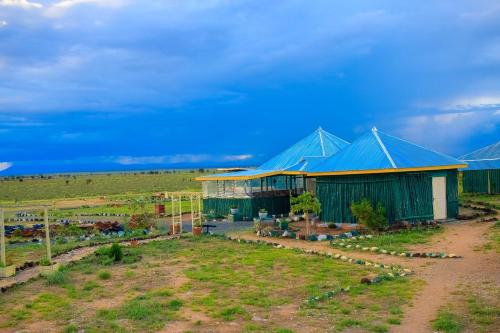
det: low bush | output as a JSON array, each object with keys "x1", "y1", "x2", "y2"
[
  {"x1": 46, "y1": 270, "x2": 69, "y2": 286},
  {"x1": 351, "y1": 198, "x2": 388, "y2": 232},
  {"x1": 98, "y1": 270, "x2": 111, "y2": 280}
]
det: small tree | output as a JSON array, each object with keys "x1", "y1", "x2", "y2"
[
  {"x1": 290, "y1": 192, "x2": 321, "y2": 236},
  {"x1": 351, "y1": 198, "x2": 388, "y2": 232}
]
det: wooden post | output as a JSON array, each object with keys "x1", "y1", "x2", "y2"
[
  {"x1": 170, "y1": 193, "x2": 174, "y2": 233},
  {"x1": 190, "y1": 195, "x2": 194, "y2": 230},
  {"x1": 44, "y1": 206, "x2": 52, "y2": 264},
  {"x1": 198, "y1": 195, "x2": 202, "y2": 225},
  {"x1": 179, "y1": 194, "x2": 182, "y2": 233},
  {"x1": 0, "y1": 208, "x2": 5, "y2": 267}
]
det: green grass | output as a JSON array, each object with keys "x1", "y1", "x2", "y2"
[
  {"x1": 432, "y1": 310, "x2": 464, "y2": 333},
  {"x1": 0, "y1": 170, "x2": 209, "y2": 201},
  {"x1": 432, "y1": 292, "x2": 500, "y2": 333},
  {"x1": 45, "y1": 269, "x2": 69, "y2": 286},
  {"x1": 0, "y1": 236, "x2": 421, "y2": 332},
  {"x1": 335, "y1": 228, "x2": 443, "y2": 253},
  {"x1": 98, "y1": 270, "x2": 111, "y2": 280}
]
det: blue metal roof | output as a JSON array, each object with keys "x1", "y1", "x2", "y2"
[
  {"x1": 284, "y1": 156, "x2": 329, "y2": 172},
  {"x1": 459, "y1": 141, "x2": 500, "y2": 170},
  {"x1": 258, "y1": 127, "x2": 349, "y2": 170},
  {"x1": 308, "y1": 127, "x2": 466, "y2": 174},
  {"x1": 196, "y1": 169, "x2": 279, "y2": 180}
]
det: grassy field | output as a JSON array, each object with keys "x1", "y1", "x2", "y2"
[
  {"x1": 432, "y1": 282, "x2": 500, "y2": 333},
  {"x1": 0, "y1": 170, "x2": 210, "y2": 202},
  {"x1": 0, "y1": 236, "x2": 421, "y2": 333},
  {"x1": 331, "y1": 228, "x2": 443, "y2": 253}
]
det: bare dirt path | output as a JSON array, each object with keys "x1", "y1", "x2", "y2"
[
  {"x1": 230, "y1": 217, "x2": 499, "y2": 333},
  {"x1": 396, "y1": 220, "x2": 499, "y2": 333},
  {"x1": 0, "y1": 234, "x2": 179, "y2": 291}
]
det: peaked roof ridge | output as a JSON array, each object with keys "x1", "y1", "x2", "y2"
[
  {"x1": 459, "y1": 140, "x2": 500, "y2": 160},
  {"x1": 375, "y1": 128, "x2": 460, "y2": 161},
  {"x1": 319, "y1": 127, "x2": 350, "y2": 147},
  {"x1": 258, "y1": 127, "x2": 349, "y2": 171},
  {"x1": 371, "y1": 127, "x2": 397, "y2": 168}
]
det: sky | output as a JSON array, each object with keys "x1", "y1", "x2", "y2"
[{"x1": 0, "y1": 0, "x2": 499, "y2": 175}]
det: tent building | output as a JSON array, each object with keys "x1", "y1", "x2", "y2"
[
  {"x1": 197, "y1": 127, "x2": 466, "y2": 223},
  {"x1": 197, "y1": 127, "x2": 349, "y2": 219},
  {"x1": 307, "y1": 127, "x2": 466, "y2": 223},
  {"x1": 459, "y1": 141, "x2": 500, "y2": 194}
]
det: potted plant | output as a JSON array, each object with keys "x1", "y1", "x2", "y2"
[
  {"x1": 258, "y1": 208, "x2": 268, "y2": 220},
  {"x1": 0, "y1": 261, "x2": 16, "y2": 278},
  {"x1": 290, "y1": 192, "x2": 321, "y2": 236},
  {"x1": 192, "y1": 219, "x2": 203, "y2": 236},
  {"x1": 39, "y1": 257, "x2": 60, "y2": 276},
  {"x1": 230, "y1": 206, "x2": 239, "y2": 215}
]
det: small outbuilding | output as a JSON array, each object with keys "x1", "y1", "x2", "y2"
[
  {"x1": 459, "y1": 141, "x2": 500, "y2": 194},
  {"x1": 306, "y1": 127, "x2": 467, "y2": 223},
  {"x1": 196, "y1": 127, "x2": 349, "y2": 219}
]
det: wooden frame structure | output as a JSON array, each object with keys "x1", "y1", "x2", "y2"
[
  {"x1": 0, "y1": 204, "x2": 54, "y2": 277},
  {"x1": 164, "y1": 192, "x2": 202, "y2": 235}
]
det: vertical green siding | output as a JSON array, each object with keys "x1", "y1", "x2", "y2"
[
  {"x1": 203, "y1": 196, "x2": 290, "y2": 219},
  {"x1": 463, "y1": 169, "x2": 500, "y2": 194},
  {"x1": 446, "y1": 170, "x2": 459, "y2": 218},
  {"x1": 492, "y1": 169, "x2": 500, "y2": 194},
  {"x1": 316, "y1": 170, "x2": 459, "y2": 223}
]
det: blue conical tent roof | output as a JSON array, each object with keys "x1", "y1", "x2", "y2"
[
  {"x1": 308, "y1": 127, "x2": 465, "y2": 174},
  {"x1": 258, "y1": 127, "x2": 349, "y2": 171},
  {"x1": 459, "y1": 141, "x2": 500, "y2": 170}
]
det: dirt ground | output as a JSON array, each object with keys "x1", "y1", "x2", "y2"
[{"x1": 231, "y1": 213, "x2": 500, "y2": 332}]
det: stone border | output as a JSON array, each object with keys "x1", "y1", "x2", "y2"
[
  {"x1": 219, "y1": 234, "x2": 413, "y2": 276},
  {"x1": 330, "y1": 234, "x2": 462, "y2": 259}
]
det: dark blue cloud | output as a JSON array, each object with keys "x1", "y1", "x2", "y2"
[{"x1": 0, "y1": 0, "x2": 499, "y2": 175}]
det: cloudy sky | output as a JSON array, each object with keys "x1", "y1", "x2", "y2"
[{"x1": 0, "y1": 0, "x2": 499, "y2": 174}]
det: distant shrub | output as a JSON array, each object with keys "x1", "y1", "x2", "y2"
[
  {"x1": 46, "y1": 270, "x2": 68, "y2": 286},
  {"x1": 63, "y1": 324, "x2": 78, "y2": 333},
  {"x1": 351, "y1": 198, "x2": 388, "y2": 232},
  {"x1": 109, "y1": 243, "x2": 123, "y2": 262},
  {"x1": 95, "y1": 243, "x2": 123, "y2": 265},
  {"x1": 98, "y1": 270, "x2": 111, "y2": 280}
]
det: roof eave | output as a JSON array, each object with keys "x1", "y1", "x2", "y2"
[
  {"x1": 195, "y1": 170, "x2": 306, "y2": 181},
  {"x1": 306, "y1": 164, "x2": 468, "y2": 177}
]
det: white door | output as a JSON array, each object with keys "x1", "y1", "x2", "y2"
[{"x1": 432, "y1": 177, "x2": 447, "y2": 220}]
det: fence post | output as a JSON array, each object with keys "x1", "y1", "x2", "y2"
[
  {"x1": 0, "y1": 208, "x2": 5, "y2": 267},
  {"x1": 44, "y1": 206, "x2": 52, "y2": 264}
]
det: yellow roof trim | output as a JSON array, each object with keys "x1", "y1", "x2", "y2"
[
  {"x1": 195, "y1": 164, "x2": 467, "y2": 180},
  {"x1": 194, "y1": 171, "x2": 298, "y2": 181},
  {"x1": 305, "y1": 164, "x2": 468, "y2": 176}
]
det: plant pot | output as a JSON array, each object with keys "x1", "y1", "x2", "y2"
[
  {"x1": 0, "y1": 265, "x2": 16, "y2": 278},
  {"x1": 39, "y1": 263, "x2": 60, "y2": 277},
  {"x1": 280, "y1": 221, "x2": 289, "y2": 230},
  {"x1": 230, "y1": 208, "x2": 239, "y2": 215},
  {"x1": 258, "y1": 212, "x2": 268, "y2": 219},
  {"x1": 192, "y1": 226, "x2": 202, "y2": 236}
]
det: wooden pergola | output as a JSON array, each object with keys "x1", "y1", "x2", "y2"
[
  {"x1": 0, "y1": 204, "x2": 54, "y2": 276},
  {"x1": 164, "y1": 192, "x2": 202, "y2": 235}
]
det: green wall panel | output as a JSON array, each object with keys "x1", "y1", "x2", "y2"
[
  {"x1": 463, "y1": 169, "x2": 500, "y2": 194},
  {"x1": 203, "y1": 196, "x2": 291, "y2": 219},
  {"x1": 316, "y1": 170, "x2": 459, "y2": 223}
]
